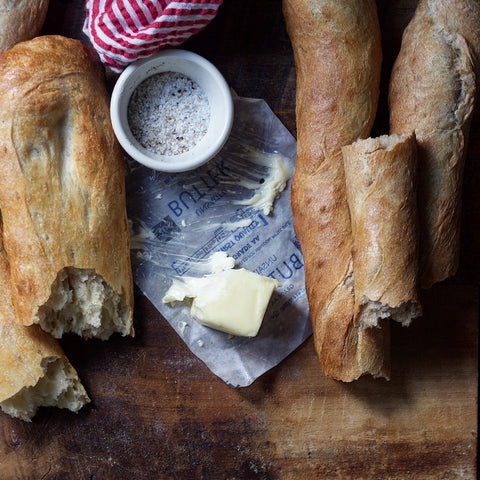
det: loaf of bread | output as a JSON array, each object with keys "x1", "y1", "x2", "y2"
[
  {"x1": 342, "y1": 132, "x2": 421, "y2": 328},
  {"x1": 389, "y1": 0, "x2": 480, "y2": 288},
  {"x1": 0, "y1": 236, "x2": 89, "y2": 421},
  {"x1": 0, "y1": 0, "x2": 50, "y2": 54},
  {"x1": 0, "y1": 35, "x2": 134, "y2": 340},
  {"x1": 283, "y1": 0, "x2": 389, "y2": 381}
]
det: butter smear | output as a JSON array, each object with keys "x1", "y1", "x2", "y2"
[{"x1": 236, "y1": 152, "x2": 292, "y2": 215}]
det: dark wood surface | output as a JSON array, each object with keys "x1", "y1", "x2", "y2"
[{"x1": 0, "y1": 1, "x2": 478, "y2": 479}]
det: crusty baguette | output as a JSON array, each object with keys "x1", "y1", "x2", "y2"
[
  {"x1": 0, "y1": 35, "x2": 134, "y2": 340},
  {"x1": 0, "y1": 235, "x2": 89, "y2": 422},
  {"x1": 389, "y1": 0, "x2": 480, "y2": 288},
  {"x1": 0, "y1": 0, "x2": 50, "y2": 54},
  {"x1": 283, "y1": 0, "x2": 389, "y2": 381},
  {"x1": 342, "y1": 133, "x2": 421, "y2": 328}
]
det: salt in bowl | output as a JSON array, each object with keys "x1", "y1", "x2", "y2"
[{"x1": 110, "y1": 49, "x2": 234, "y2": 173}]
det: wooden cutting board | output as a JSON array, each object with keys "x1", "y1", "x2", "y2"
[{"x1": 0, "y1": 1, "x2": 478, "y2": 478}]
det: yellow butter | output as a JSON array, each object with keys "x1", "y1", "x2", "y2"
[{"x1": 163, "y1": 268, "x2": 280, "y2": 337}]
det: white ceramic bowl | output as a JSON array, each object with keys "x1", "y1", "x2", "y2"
[{"x1": 110, "y1": 49, "x2": 234, "y2": 172}]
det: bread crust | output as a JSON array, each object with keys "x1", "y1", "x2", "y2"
[
  {"x1": 0, "y1": 0, "x2": 50, "y2": 54},
  {"x1": 389, "y1": 0, "x2": 480, "y2": 288},
  {"x1": 342, "y1": 133, "x2": 421, "y2": 328},
  {"x1": 0, "y1": 35, "x2": 133, "y2": 338},
  {"x1": 283, "y1": 0, "x2": 389, "y2": 381},
  {"x1": 0, "y1": 235, "x2": 89, "y2": 421}
]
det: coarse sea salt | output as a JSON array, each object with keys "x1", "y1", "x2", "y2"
[{"x1": 127, "y1": 71, "x2": 210, "y2": 157}]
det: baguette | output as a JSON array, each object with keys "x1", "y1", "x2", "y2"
[
  {"x1": 0, "y1": 0, "x2": 50, "y2": 54},
  {"x1": 389, "y1": 0, "x2": 480, "y2": 288},
  {"x1": 283, "y1": 0, "x2": 389, "y2": 381},
  {"x1": 342, "y1": 133, "x2": 421, "y2": 328},
  {"x1": 0, "y1": 235, "x2": 89, "y2": 421},
  {"x1": 0, "y1": 35, "x2": 134, "y2": 340}
]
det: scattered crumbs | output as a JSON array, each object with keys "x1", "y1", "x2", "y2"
[
  {"x1": 155, "y1": 193, "x2": 163, "y2": 200},
  {"x1": 181, "y1": 219, "x2": 187, "y2": 227},
  {"x1": 128, "y1": 71, "x2": 210, "y2": 156},
  {"x1": 197, "y1": 339, "x2": 204, "y2": 348}
]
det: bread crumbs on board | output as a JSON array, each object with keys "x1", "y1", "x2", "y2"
[{"x1": 127, "y1": 71, "x2": 210, "y2": 156}]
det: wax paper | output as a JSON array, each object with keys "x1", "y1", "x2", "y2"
[{"x1": 125, "y1": 95, "x2": 311, "y2": 387}]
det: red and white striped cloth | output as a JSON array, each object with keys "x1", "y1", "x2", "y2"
[{"x1": 83, "y1": 0, "x2": 223, "y2": 72}]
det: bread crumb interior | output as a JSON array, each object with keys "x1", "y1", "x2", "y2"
[
  {"x1": 0, "y1": 358, "x2": 88, "y2": 422},
  {"x1": 37, "y1": 267, "x2": 129, "y2": 340}
]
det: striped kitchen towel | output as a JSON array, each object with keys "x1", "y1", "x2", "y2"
[{"x1": 83, "y1": 0, "x2": 223, "y2": 72}]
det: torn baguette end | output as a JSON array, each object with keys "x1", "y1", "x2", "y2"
[
  {"x1": 345, "y1": 132, "x2": 415, "y2": 152},
  {"x1": 36, "y1": 267, "x2": 133, "y2": 340},
  {"x1": 357, "y1": 297, "x2": 422, "y2": 329},
  {"x1": 0, "y1": 357, "x2": 90, "y2": 422}
]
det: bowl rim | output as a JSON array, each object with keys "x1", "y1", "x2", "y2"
[{"x1": 110, "y1": 49, "x2": 234, "y2": 173}]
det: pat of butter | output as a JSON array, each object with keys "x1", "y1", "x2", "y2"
[{"x1": 162, "y1": 268, "x2": 280, "y2": 337}]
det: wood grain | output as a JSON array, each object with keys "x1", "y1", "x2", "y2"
[{"x1": 0, "y1": 1, "x2": 477, "y2": 479}]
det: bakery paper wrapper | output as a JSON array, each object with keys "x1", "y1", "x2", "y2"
[{"x1": 125, "y1": 95, "x2": 311, "y2": 387}]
